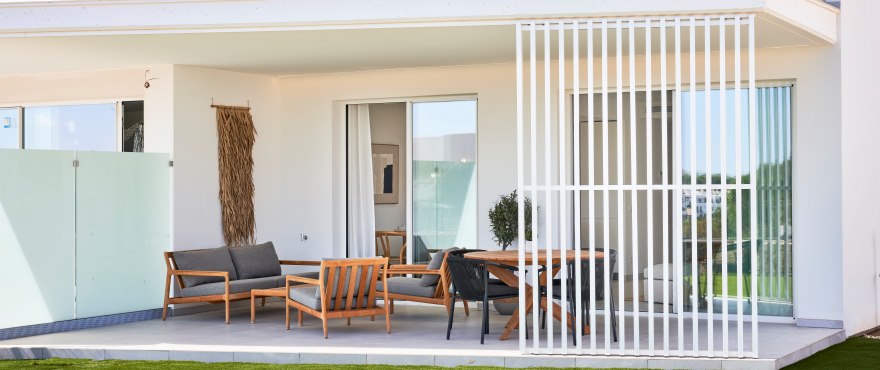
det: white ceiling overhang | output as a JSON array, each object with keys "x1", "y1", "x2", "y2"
[{"x1": 0, "y1": 0, "x2": 838, "y2": 77}]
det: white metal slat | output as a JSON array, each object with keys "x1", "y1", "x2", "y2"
[
  {"x1": 628, "y1": 18, "x2": 640, "y2": 355},
  {"x1": 688, "y1": 16, "x2": 699, "y2": 353},
  {"x1": 614, "y1": 19, "x2": 626, "y2": 354},
  {"x1": 557, "y1": 19, "x2": 568, "y2": 353},
  {"x1": 572, "y1": 19, "x2": 584, "y2": 354},
  {"x1": 600, "y1": 19, "x2": 612, "y2": 354},
  {"x1": 719, "y1": 16, "x2": 730, "y2": 357},
  {"x1": 748, "y1": 15, "x2": 759, "y2": 357},
  {"x1": 659, "y1": 17, "x2": 671, "y2": 355},
  {"x1": 587, "y1": 20, "x2": 598, "y2": 354},
  {"x1": 646, "y1": 18, "x2": 656, "y2": 355},
  {"x1": 529, "y1": 22, "x2": 541, "y2": 354},
  {"x1": 734, "y1": 15, "x2": 745, "y2": 357},
  {"x1": 543, "y1": 21, "x2": 554, "y2": 351},
  {"x1": 703, "y1": 16, "x2": 714, "y2": 356},
  {"x1": 515, "y1": 22, "x2": 527, "y2": 353},
  {"x1": 533, "y1": 21, "x2": 554, "y2": 350},
  {"x1": 674, "y1": 17, "x2": 686, "y2": 355}
]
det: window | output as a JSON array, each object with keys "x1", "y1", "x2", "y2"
[
  {"x1": 24, "y1": 104, "x2": 117, "y2": 151},
  {"x1": 0, "y1": 101, "x2": 145, "y2": 152},
  {"x1": 0, "y1": 108, "x2": 19, "y2": 149}
]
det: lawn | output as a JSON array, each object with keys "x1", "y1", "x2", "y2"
[
  {"x1": 0, "y1": 359, "x2": 635, "y2": 370},
  {"x1": 783, "y1": 336, "x2": 880, "y2": 369}
]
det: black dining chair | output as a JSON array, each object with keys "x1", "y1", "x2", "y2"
[
  {"x1": 446, "y1": 254, "x2": 520, "y2": 344},
  {"x1": 541, "y1": 248, "x2": 618, "y2": 345}
]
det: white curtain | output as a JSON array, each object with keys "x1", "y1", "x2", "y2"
[{"x1": 347, "y1": 104, "x2": 376, "y2": 258}]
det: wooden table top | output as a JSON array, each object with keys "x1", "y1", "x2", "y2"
[{"x1": 463, "y1": 249, "x2": 605, "y2": 265}]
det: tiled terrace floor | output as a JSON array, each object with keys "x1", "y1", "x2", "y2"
[{"x1": 0, "y1": 302, "x2": 844, "y2": 369}]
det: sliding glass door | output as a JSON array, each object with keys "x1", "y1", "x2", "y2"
[{"x1": 410, "y1": 100, "x2": 477, "y2": 264}]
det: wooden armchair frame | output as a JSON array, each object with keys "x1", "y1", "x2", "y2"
[
  {"x1": 162, "y1": 250, "x2": 320, "y2": 324},
  {"x1": 285, "y1": 257, "x2": 390, "y2": 338},
  {"x1": 383, "y1": 253, "x2": 469, "y2": 316}
]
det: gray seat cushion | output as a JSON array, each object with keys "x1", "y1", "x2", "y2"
[
  {"x1": 288, "y1": 285, "x2": 375, "y2": 311},
  {"x1": 419, "y1": 247, "x2": 457, "y2": 287},
  {"x1": 173, "y1": 247, "x2": 238, "y2": 287},
  {"x1": 229, "y1": 242, "x2": 282, "y2": 279},
  {"x1": 179, "y1": 276, "x2": 279, "y2": 297},
  {"x1": 275, "y1": 272, "x2": 320, "y2": 287},
  {"x1": 378, "y1": 276, "x2": 436, "y2": 298}
]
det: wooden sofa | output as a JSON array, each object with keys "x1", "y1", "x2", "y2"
[{"x1": 163, "y1": 241, "x2": 319, "y2": 323}]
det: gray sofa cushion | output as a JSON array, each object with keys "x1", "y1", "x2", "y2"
[
  {"x1": 378, "y1": 276, "x2": 436, "y2": 298},
  {"x1": 419, "y1": 247, "x2": 457, "y2": 287},
  {"x1": 173, "y1": 247, "x2": 238, "y2": 287},
  {"x1": 275, "y1": 272, "x2": 320, "y2": 287},
  {"x1": 289, "y1": 285, "x2": 374, "y2": 311},
  {"x1": 179, "y1": 276, "x2": 278, "y2": 297},
  {"x1": 229, "y1": 242, "x2": 282, "y2": 279}
]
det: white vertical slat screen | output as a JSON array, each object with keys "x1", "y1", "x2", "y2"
[{"x1": 515, "y1": 15, "x2": 759, "y2": 358}]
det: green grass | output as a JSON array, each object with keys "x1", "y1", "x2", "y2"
[
  {"x1": 0, "y1": 359, "x2": 635, "y2": 370},
  {"x1": 784, "y1": 336, "x2": 880, "y2": 369}
]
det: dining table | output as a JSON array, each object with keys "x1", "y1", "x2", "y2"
[{"x1": 463, "y1": 249, "x2": 605, "y2": 341}]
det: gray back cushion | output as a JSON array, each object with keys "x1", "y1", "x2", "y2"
[
  {"x1": 228, "y1": 241, "x2": 282, "y2": 279},
  {"x1": 419, "y1": 247, "x2": 457, "y2": 287},
  {"x1": 172, "y1": 247, "x2": 238, "y2": 287}
]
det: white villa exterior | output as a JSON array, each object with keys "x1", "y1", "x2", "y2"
[{"x1": 0, "y1": 0, "x2": 878, "y2": 368}]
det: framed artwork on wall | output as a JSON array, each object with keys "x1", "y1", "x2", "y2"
[{"x1": 371, "y1": 143, "x2": 399, "y2": 204}]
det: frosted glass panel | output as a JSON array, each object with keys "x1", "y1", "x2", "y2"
[
  {"x1": 24, "y1": 104, "x2": 116, "y2": 151},
  {"x1": 75, "y1": 152, "x2": 170, "y2": 318},
  {"x1": 0, "y1": 108, "x2": 19, "y2": 149},
  {"x1": 0, "y1": 149, "x2": 76, "y2": 329},
  {"x1": 412, "y1": 100, "x2": 477, "y2": 263}
]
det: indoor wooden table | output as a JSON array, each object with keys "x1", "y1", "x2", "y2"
[{"x1": 463, "y1": 249, "x2": 605, "y2": 341}]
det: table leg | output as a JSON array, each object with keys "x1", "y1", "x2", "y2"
[{"x1": 489, "y1": 265, "x2": 589, "y2": 341}]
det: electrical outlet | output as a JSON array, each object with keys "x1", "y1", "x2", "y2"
[{"x1": 299, "y1": 234, "x2": 309, "y2": 242}]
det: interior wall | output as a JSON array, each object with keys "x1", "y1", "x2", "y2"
[
  {"x1": 840, "y1": 3, "x2": 880, "y2": 336},
  {"x1": 170, "y1": 66, "x2": 288, "y2": 263},
  {"x1": 368, "y1": 102, "x2": 407, "y2": 256}
]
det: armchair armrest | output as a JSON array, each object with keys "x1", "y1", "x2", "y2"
[
  {"x1": 170, "y1": 270, "x2": 230, "y2": 278},
  {"x1": 387, "y1": 268, "x2": 441, "y2": 276},
  {"x1": 286, "y1": 275, "x2": 320, "y2": 286},
  {"x1": 280, "y1": 260, "x2": 321, "y2": 266}
]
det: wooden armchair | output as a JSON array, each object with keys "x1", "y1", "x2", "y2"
[
  {"x1": 381, "y1": 251, "x2": 469, "y2": 316},
  {"x1": 285, "y1": 257, "x2": 390, "y2": 338}
]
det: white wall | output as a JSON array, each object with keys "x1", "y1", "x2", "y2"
[
  {"x1": 0, "y1": 68, "x2": 143, "y2": 105},
  {"x1": 272, "y1": 43, "x2": 844, "y2": 324},
  {"x1": 370, "y1": 102, "x2": 407, "y2": 256},
  {"x1": 170, "y1": 66, "x2": 286, "y2": 260},
  {"x1": 840, "y1": 2, "x2": 880, "y2": 335},
  {"x1": 279, "y1": 64, "x2": 517, "y2": 259}
]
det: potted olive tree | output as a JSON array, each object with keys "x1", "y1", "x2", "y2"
[
  {"x1": 487, "y1": 190, "x2": 533, "y2": 314},
  {"x1": 488, "y1": 190, "x2": 533, "y2": 250}
]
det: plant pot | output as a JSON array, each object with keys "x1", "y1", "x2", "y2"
[{"x1": 493, "y1": 298, "x2": 518, "y2": 315}]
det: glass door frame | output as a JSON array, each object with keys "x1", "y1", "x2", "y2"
[{"x1": 405, "y1": 95, "x2": 478, "y2": 264}]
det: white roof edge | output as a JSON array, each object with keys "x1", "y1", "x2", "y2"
[
  {"x1": 765, "y1": 0, "x2": 838, "y2": 43},
  {"x1": 0, "y1": 0, "x2": 837, "y2": 44}
]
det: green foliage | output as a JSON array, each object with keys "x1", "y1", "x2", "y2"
[{"x1": 488, "y1": 190, "x2": 533, "y2": 250}]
